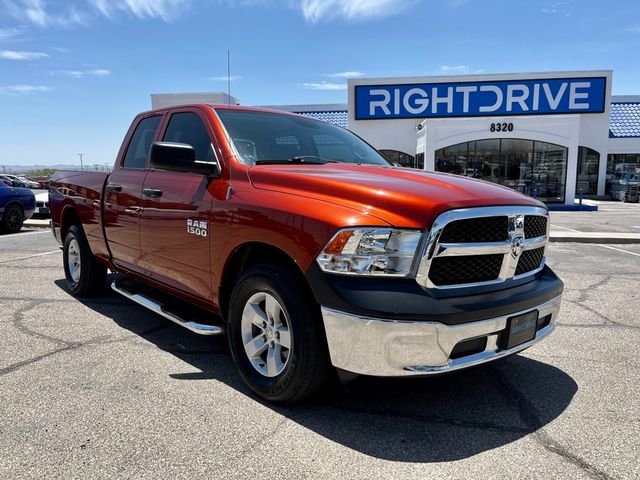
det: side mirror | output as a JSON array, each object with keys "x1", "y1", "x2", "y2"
[{"x1": 149, "y1": 142, "x2": 219, "y2": 176}]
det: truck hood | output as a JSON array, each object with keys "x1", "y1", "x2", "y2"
[{"x1": 247, "y1": 164, "x2": 545, "y2": 228}]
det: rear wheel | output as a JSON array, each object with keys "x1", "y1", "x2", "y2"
[
  {"x1": 1, "y1": 204, "x2": 24, "y2": 233},
  {"x1": 63, "y1": 225, "x2": 107, "y2": 296},
  {"x1": 228, "y1": 264, "x2": 333, "y2": 403}
]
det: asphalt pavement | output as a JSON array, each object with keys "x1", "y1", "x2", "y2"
[{"x1": 0, "y1": 230, "x2": 639, "y2": 479}]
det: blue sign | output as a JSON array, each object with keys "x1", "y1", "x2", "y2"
[{"x1": 354, "y1": 77, "x2": 607, "y2": 120}]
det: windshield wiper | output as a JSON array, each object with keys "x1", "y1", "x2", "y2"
[{"x1": 255, "y1": 156, "x2": 337, "y2": 165}]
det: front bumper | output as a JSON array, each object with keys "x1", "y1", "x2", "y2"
[{"x1": 321, "y1": 295, "x2": 561, "y2": 376}]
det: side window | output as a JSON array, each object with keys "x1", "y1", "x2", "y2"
[
  {"x1": 163, "y1": 112, "x2": 215, "y2": 162},
  {"x1": 123, "y1": 115, "x2": 162, "y2": 169}
]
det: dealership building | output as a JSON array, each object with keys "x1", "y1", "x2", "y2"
[{"x1": 153, "y1": 69, "x2": 640, "y2": 205}]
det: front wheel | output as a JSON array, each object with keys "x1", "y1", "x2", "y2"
[
  {"x1": 1, "y1": 204, "x2": 24, "y2": 233},
  {"x1": 63, "y1": 225, "x2": 107, "y2": 296},
  {"x1": 228, "y1": 264, "x2": 333, "y2": 403}
]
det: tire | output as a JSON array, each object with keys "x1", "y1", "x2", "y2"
[
  {"x1": 1, "y1": 204, "x2": 24, "y2": 233},
  {"x1": 228, "y1": 264, "x2": 333, "y2": 403},
  {"x1": 63, "y1": 225, "x2": 107, "y2": 296}
]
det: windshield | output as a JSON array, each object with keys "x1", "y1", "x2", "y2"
[{"x1": 215, "y1": 109, "x2": 391, "y2": 166}]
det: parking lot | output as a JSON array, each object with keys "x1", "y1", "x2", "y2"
[{"x1": 1, "y1": 226, "x2": 639, "y2": 479}]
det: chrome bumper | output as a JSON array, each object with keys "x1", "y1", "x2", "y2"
[{"x1": 321, "y1": 295, "x2": 561, "y2": 376}]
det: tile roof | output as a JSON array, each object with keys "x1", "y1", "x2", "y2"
[
  {"x1": 609, "y1": 102, "x2": 640, "y2": 138},
  {"x1": 294, "y1": 110, "x2": 348, "y2": 129}
]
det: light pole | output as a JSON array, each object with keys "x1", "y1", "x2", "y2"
[{"x1": 77, "y1": 153, "x2": 84, "y2": 171}]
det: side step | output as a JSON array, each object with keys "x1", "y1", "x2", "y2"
[{"x1": 111, "y1": 281, "x2": 225, "y2": 336}]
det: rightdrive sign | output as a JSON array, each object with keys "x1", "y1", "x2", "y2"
[{"x1": 354, "y1": 77, "x2": 607, "y2": 120}]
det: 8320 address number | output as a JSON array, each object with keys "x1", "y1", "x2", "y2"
[{"x1": 490, "y1": 122, "x2": 514, "y2": 132}]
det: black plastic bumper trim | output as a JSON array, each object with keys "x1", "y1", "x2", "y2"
[{"x1": 306, "y1": 264, "x2": 563, "y2": 326}]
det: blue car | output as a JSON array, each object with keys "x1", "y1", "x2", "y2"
[{"x1": 0, "y1": 182, "x2": 35, "y2": 233}]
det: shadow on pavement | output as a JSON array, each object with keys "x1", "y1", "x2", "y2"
[{"x1": 55, "y1": 278, "x2": 577, "y2": 463}]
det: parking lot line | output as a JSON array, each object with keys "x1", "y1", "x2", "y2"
[
  {"x1": 596, "y1": 244, "x2": 640, "y2": 257},
  {"x1": 550, "y1": 224, "x2": 581, "y2": 232},
  {"x1": 0, "y1": 230, "x2": 50, "y2": 240},
  {"x1": 0, "y1": 250, "x2": 60, "y2": 264}
]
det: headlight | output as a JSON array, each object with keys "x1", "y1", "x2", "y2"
[{"x1": 316, "y1": 228, "x2": 423, "y2": 276}]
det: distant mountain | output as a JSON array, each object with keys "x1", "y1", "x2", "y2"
[{"x1": 1, "y1": 164, "x2": 111, "y2": 174}]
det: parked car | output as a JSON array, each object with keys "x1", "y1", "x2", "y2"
[
  {"x1": 50, "y1": 104, "x2": 564, "y2": 403},
  {"x1": 3, "y1": 174, "x2": 31, "y2": 188},
  {"x1": 0, "y1": 174, "x2": 22, "y2": 187},
  {"x1": 33, "y1": 191, "x2": 50, "y2": 217},
  {"x1": 23, "y1": 178, "x2": 41, "y2": 189},
  {"x1": 0, "y1": 181, "x2": 35, "y2": 233}
]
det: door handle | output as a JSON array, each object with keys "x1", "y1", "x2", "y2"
[
  {"x1": 106, "y1": 183, "x2": 123, "y2": 193},
  {"x1": 143, "y1": 188, "x2": 163, "y2": 198}
]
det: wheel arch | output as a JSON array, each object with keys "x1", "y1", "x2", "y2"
[
  {"x1": 3, "y1": 200, "x2": 24, "y2": 214},
  {"x1": 60, "y1": 205, "x2": 82, "y2": 241},
  {"x1": 219, "y1": 241, "x2": 317, "y2": 322}
]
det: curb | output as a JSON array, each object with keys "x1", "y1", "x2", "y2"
[
  {"x1": 549, "y1": 234, "x2": 640, "y2": 244},
  {"x1": 23, "y1": 220, "x2": 51, "y2": 230}
]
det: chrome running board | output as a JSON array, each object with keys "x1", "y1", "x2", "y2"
[{"x1": 111, "y1": 281, "x2": 225, "y2": 336}]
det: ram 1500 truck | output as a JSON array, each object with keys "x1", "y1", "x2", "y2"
[{"x1": 50, "y1": 105, "x2": 563, "y2": 403}]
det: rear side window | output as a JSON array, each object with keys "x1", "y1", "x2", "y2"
[
  {"x1": 123, "y1": 115, "x2": 162, "y2": 169},
  {"x1": 163, "y1": 112, "x2": 215, "y2": 162}
]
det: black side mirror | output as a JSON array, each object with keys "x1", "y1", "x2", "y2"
[{"x1": 149, "y1": 142, "x2": 219, "y2": 176}]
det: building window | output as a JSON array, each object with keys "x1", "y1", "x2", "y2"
[
  {"x1": 606, "y1": 153, "x2": 640, "y2": 193},
  {"x1": 435, "y1": 139, "x2": 568, "y2": 203},
  {"x1": 576, "y1": 147, "x2": 600, "y2": 196},
  {"x1": 379, "y1": 149, "x2": 422, "y2": 169}
]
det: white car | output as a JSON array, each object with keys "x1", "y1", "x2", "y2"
[
  {"x1": 20, "y1": 178, "x2": 40, "y2": 189},
  {"x1": 34, "y1": 192, "x2": 50, "y2": 217}
]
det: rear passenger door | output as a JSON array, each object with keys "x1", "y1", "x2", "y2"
[
  {"x1": 139, "y1": 109, "x2": 220, "y2": 301},
  {"x1": 104, "y1": 114, "x2": 162, "y2": 274}
]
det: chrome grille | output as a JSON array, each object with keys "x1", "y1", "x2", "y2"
[
  {"x1": 429, "y1": 254, "x2": 503, "y2": 286},
  {"x1": 416, "y1": 206, "x2": 549, "y2": 290},
  {"x1": 515, "y1": 247, "x2": 545, "y2": 276},
  {"x1": 439, "y1": 216, "x2": 508, "y2": 243},
  {"x1": 524, "y1": 216, "x2": 547, "y2": 239}
]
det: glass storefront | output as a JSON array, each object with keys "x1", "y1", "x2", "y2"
[
  {"x1": 576, "y1": 147, "x2": 600, "y2": 196},
  {"x1": 435, "y1": 139, "x2": 568, "y2": 203},
  {"x1": 606, "y1": 153, "x2": 640, "y2": 194}
]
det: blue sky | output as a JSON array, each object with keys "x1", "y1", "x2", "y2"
[{"x1": 1, "y1": 0, "x2": 639, "y2": 167}]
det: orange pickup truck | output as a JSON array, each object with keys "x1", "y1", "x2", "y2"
[{"x1": 50, "y1": 105, "x2": 563, "y2": 403}]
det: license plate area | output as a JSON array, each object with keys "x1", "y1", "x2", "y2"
[{"x1": 500, "y1": 310, "x2": 538, "y2": 350}]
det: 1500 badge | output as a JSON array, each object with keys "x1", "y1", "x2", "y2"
[{"x1": 187, "y1": 219, "x2": 208, "y2": 237}]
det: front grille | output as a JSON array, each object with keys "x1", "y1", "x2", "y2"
[
  {"x1": 439, "y1": 216, "x2": 508, "y2": 243},
  {"x1": 515, "y1": 247, "x2": 545, "y2": 275},
  {"x1": 429, "y1": 254, "x2": 503, "y2": 286},
  {"x1": 417, "y1": 207, "x2": 549, "y2": 290},
  {"x1": 524, "y1": 216, "x2": 547, "y2": 238}
]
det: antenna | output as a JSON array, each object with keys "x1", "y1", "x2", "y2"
[{"x1": 227, "y1": 50, "x2": 231, "y2": 106}]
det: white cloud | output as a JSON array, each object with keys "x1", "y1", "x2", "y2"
[
  {"x1": 436, "y1": 64, "x2": 484, "y2": 75},
  {"x1": 541, "y1": 0, "x2": 573, "y2": 14},
  {"x1": 3, "y1": 0, "x2": 88, "y2": 27},
  {"x1": 0, "y1": 84, "x2": 51, "y2": 94},
  {"x1": 0, "y1": 49, "x2": 49, "y2": 60},
  {"x1": 302, "y1": 81, "x2": 347, "y2": 90},
  {"x1": 56, "y1": 68, "x2": 111, "y2": 78},
  {"x1": 325, "y1": 71, "x2": 364, "y2": 78},
  {"x1": 209, "y1": 75, "x2": 242, "y2": 81},
  {"x1": 0, "y1": 26, "x2": 26, "y2": 40},
  {"x1": 300, "y1": 0, "x2": 414, "y2": 22},
  {"x1": 91, "y1": 0, "x2": 189, "y2": 21}
]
